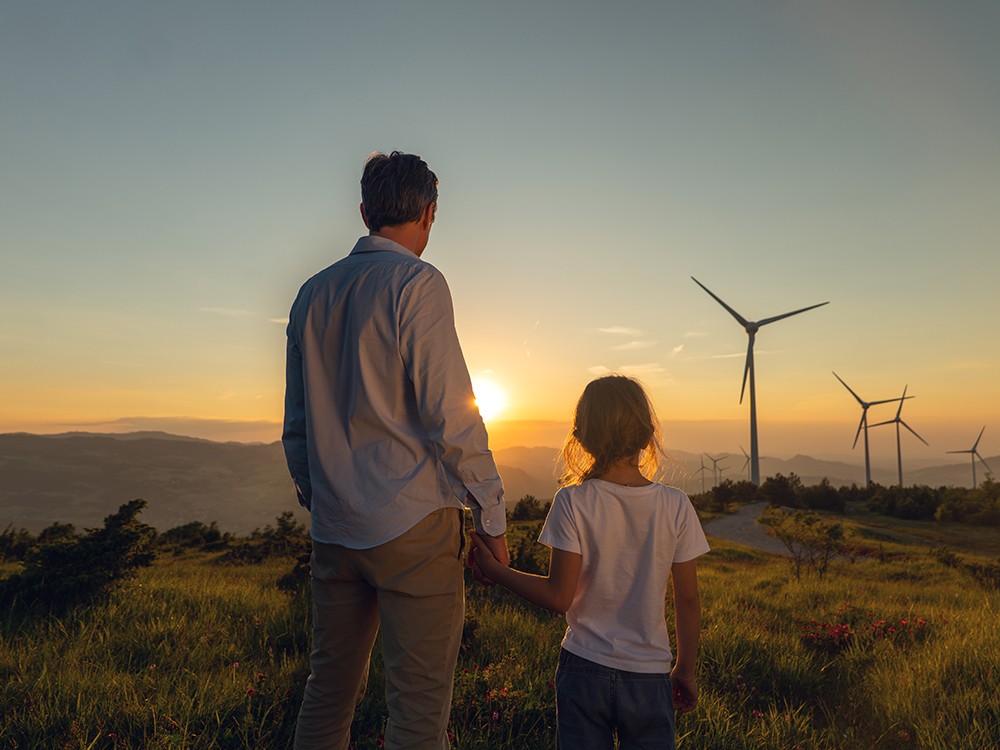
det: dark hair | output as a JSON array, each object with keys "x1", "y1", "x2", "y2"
[
  {"x1": 360, "y1": 151, "x2": 438, "y2": 231},
  {"x1": 559, "y1": 375, "x2": 663, "y2": 485}
]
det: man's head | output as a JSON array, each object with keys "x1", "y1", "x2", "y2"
[{"x1": 360, "y1": 151, "x2": 438, "y2": 233}]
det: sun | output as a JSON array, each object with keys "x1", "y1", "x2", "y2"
[{"x1": 471, "y1": 377, "x2": 507, "y2": 422}]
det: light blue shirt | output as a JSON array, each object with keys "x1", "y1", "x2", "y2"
[{"x1": 282, "y1": 235, "x2": 506, "y2": 548}]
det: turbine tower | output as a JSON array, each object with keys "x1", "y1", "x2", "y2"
[
  {"x1": 695, "y1": 455, "x2": 709, "y2": 494},
  {"x1": 869, "y1": 385, "x2": 928, "y2": 487},
  {"x1": 704, "y1": 453, "x2": 724, "y2": 487},
  {"x1": 947, "y1": 426, "x2": 991, "y2": 489},
  {"x1": 833, "y1": 372, "x2": 909, "y2": 486},
  {"x1": 692, "y1": 277, "x2": 828, "y2": 486}
]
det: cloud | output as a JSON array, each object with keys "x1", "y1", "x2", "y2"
[
  {"x1": 620, "y1": 363, "x2": 668, "y2": 375},
  {"x1": 611, "y1": 340, "x2": 658, "y2": 351},
  {"x1": 671, "y1": 345, "x2": 684, "y2": 356},
  {"x1": 587, "y1": 365, "x2": 611, "y2": 375},
  {"x1": 598, "y1": 326, "x2": 642, "y2": 336},
  {"x1": 201, "y1": 307, "x2": 253, "y2": 317},
  {"x1": 269, "y1": 317, "x2": 290, "y2": 325},
  {"x1": 683, "y1": 331, "x2": 708, "y2": 338}
]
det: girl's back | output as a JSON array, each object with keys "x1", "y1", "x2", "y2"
[{"x1": 540, "y1": 479, "x2": 708, "y2": 673}]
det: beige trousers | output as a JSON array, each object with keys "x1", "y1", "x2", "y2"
[{"x1": 293, "y1": 507, "x2": 465, "y2": 750}]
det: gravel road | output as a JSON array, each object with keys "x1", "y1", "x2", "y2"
[{"x1": 701, "y1": 502, "x2": 790, "y2": 557}]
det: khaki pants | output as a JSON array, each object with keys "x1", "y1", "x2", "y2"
[{"x1": 294, "y1": 508, "x2": 465, "y2": 750}]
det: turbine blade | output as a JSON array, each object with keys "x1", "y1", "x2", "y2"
[
  {"x1": 852, "y1": 414, "x2": 865, "y2": 449},
  {"x1": 869, "y1": 395, "x2": 913, "y2": 407},
  {"x1": 900, "y1": 420, "x2": 929, "y2": 446},
  {"x1": 868, "y1": 419, "x2": 895, "y2": 428},
  {"x1": 740, "y1": 334, "x2": 754, "y2": 404},
  {"x1": 975, "y1": 451, "x2": 992, "y2": 472},
  {"x1": 973, "y1": 426, "x2": 986, "y2": 451},
  {"x1": 691, "y1": 277, "x2": 750, "y2": 327},
  {"x1": 895, "y1": 386, "x2": 908, "y2": 419},
  {"x1": 833, "y1": 372, "x2": 865, "y2": 406},
  {"x1": 757, "y1": 301, "x2": 829, "y2": 327}
]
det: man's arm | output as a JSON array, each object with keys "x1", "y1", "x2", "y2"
[
  {"x1": 281, "y1": 332, "x2": 312, "y2": 510},
  {"x1": 670, "y1": 559, "x2": 702, "y2": 713},
  {"x1": 399, "y1": 267, "x2": 506, "y2": 536}
]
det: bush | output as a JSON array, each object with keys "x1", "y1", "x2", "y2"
[
  {"x1": 0, "y1": 525, "x2": 35, "y2": 563},
  {"x1": 159, "y1": 520, "x2": 228, "y2": 550},
  {"x1": 510, "y1": 495, "x2": 549, "y2": 522},
  {"x1": 0, "y1": 499, "x2": 156, "y2": 609},
  {"x1": 222, "y1": 512, "x2": 309, "y2": 564},
  {"x1": 935, "y1": 478, "x2": 1000, "y2": 526},
  {"x1": 759, "y1": 473, "x2": 803, "y2": 508},
  {"x1": 759, "y1": 507, "x2": 848, "y2": 580}
]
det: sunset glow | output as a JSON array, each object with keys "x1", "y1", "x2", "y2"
[{"x1": 472, "y1": 378, "x2": 508, "y2": 423}]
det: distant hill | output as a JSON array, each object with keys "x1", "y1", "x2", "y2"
[{"x1": 0, "y1": 433, "x2": 991, "y2": 534}]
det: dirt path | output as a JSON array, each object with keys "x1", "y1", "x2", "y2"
[{"x1": 702, "y1": 502, "x2": 790, "y2": 557}]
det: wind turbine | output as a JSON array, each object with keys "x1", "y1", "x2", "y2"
[
  {"x1": 869, "y1": 385, "x2": 928, "y2": 486},
  {"x1": 833, "y1": 372, "x2": 910, "y2": 486},
  {"x1": 693, "y1": 277, "x2": 828, "y2": 486},
  {"x1": 947, "y1": 426, "x2": 992, "y2": 489},
  {"x1": 740, "y1": 446, "x2": 751, "y2": 482},
  {"x1": 704, "y1": 453, "x2": 724, "y2": 487},
  {"x1": 695, "y1": 455, "x2": 709, "y2": 494}
]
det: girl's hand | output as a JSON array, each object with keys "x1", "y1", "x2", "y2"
[
  {"x1": 469, "y1": 532, "x2": 504, "y2": 582},
  {"x1": 669, "y1": 667, "x2": 698, "y2": 713}
]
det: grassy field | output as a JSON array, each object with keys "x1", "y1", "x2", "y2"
[{"x1": 1, "y1": 510, "x2": 997, "y2": 749}]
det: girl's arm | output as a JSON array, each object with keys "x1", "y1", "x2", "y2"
[
  {"x1": 469, "y1": 532, "x2": 582, "y2": 614},
  {"x1": 669, "y1": 559, "x2": 701, "y2": 713}
]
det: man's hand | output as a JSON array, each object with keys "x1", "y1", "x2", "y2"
[{"x1": 467, "y1": 532, "x2": 509, "y2": 586}]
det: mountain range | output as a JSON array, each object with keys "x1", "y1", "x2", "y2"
[{"x1": 0, "y1": 432, "x2": 992, "y2": 534}]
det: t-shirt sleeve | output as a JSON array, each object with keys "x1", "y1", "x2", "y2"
[
  {"x1": 672, "y1": 491, "x2": 711, "y2": 563},
  {"x1": 538, "y1": 489, "x2": 581, "y2": 554}
]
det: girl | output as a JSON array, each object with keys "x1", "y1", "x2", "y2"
[{"x1": 470, "y1": 375, "x2": 709, "y2": 750}]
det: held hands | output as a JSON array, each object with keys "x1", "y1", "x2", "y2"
[
  {"x1": 467, "y1": 532, "x2": 509, "y2": 587},
  {"x1": 669, "y1": 666, "x2": 699, "y2": 713}
]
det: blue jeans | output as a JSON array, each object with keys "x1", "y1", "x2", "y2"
[{"x1": 555, "y1": 649, "x2": 675, "y2": 750}]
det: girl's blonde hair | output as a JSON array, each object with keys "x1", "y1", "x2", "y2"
[{"x1": 558, "y1": 375, "x2": 663, "y2": 486}]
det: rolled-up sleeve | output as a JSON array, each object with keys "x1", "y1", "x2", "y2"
[{"x1": 399, "y1": 267, "x2": 506, "y2": 536}]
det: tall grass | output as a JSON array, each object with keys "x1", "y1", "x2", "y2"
[{"x1": 1, "y1": 518, "x2": 997, "y2": 749}]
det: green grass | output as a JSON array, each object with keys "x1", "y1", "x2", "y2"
[{"x1": 1, "y1": 517, "x2": 998, "y2": 749}]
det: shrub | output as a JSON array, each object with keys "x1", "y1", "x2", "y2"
[
  {"x1": 759, "y1": 507, "x2": 848, "y2": 580},
  {"x1": 510, "y1": 495, "x2": 549, "y2": 522},
  {"x1": 0, "y1": 499, "x2": 156, "y2": 609},
  {"x1": 0, "y1": 525, "x2": 35, "y2": 563},
  {"x1": 759, "y1": 473, "x2": 803, "y2": 508},
  {"x1": 223, "y1": 512, "x2": 308, "y2": 564},
  {"x1": 160, "y1": 520, "x2": 227, "y2": 550}
]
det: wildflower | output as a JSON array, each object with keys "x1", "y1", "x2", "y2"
[
  {"x1": 375, "y1": 737, "x2": 385, "y2": 747},
  {"x1": 256, "y1": 672, "x2": 267, "y2": 681},
  {"x1": 492, "y1": 711, "x2": 500, "y2": 722},
  {"x1": 246, "y1": 687, "x2": 255, "y2": 697},
  {"x1": 752, "y1": 709, "x2": 764, "y2": 718}
]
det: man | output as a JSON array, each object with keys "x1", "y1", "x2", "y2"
[{"x1": 283, "y1": 151, "x2": 509, "y2": 750}]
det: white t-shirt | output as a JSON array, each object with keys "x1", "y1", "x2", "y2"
[{"x1": 539, "y1": 479, "x2": 710, "y2": 673}]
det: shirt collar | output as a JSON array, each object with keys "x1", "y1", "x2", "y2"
[{"x1": 349, "y1": 235, "x2": 418, "y2": 258}]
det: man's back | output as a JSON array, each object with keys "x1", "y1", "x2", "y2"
[{"x1": 284, "y1": 235, "x2": 503, "y2": 549}]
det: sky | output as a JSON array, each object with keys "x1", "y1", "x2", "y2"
[{"x1": 2, "y1": 1, "x2": 999, "y2": 465}]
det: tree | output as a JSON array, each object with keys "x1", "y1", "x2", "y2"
[
  {"x1": 759, "y1": 507, "x2": 848, "y2": 580},
  {"x1": 759, "y1": 473, "x2": 802, "y2": 508},
  {"x1": 511, "y1": 495, "x2": 549, "y2": 522}
]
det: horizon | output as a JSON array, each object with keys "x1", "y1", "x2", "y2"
[
  {"x1": 3, "y1": 417, "x2": 991, "y2": 474},
  {"x1": 2, "y1": 3, "x2": 999, "y2": 463}
]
